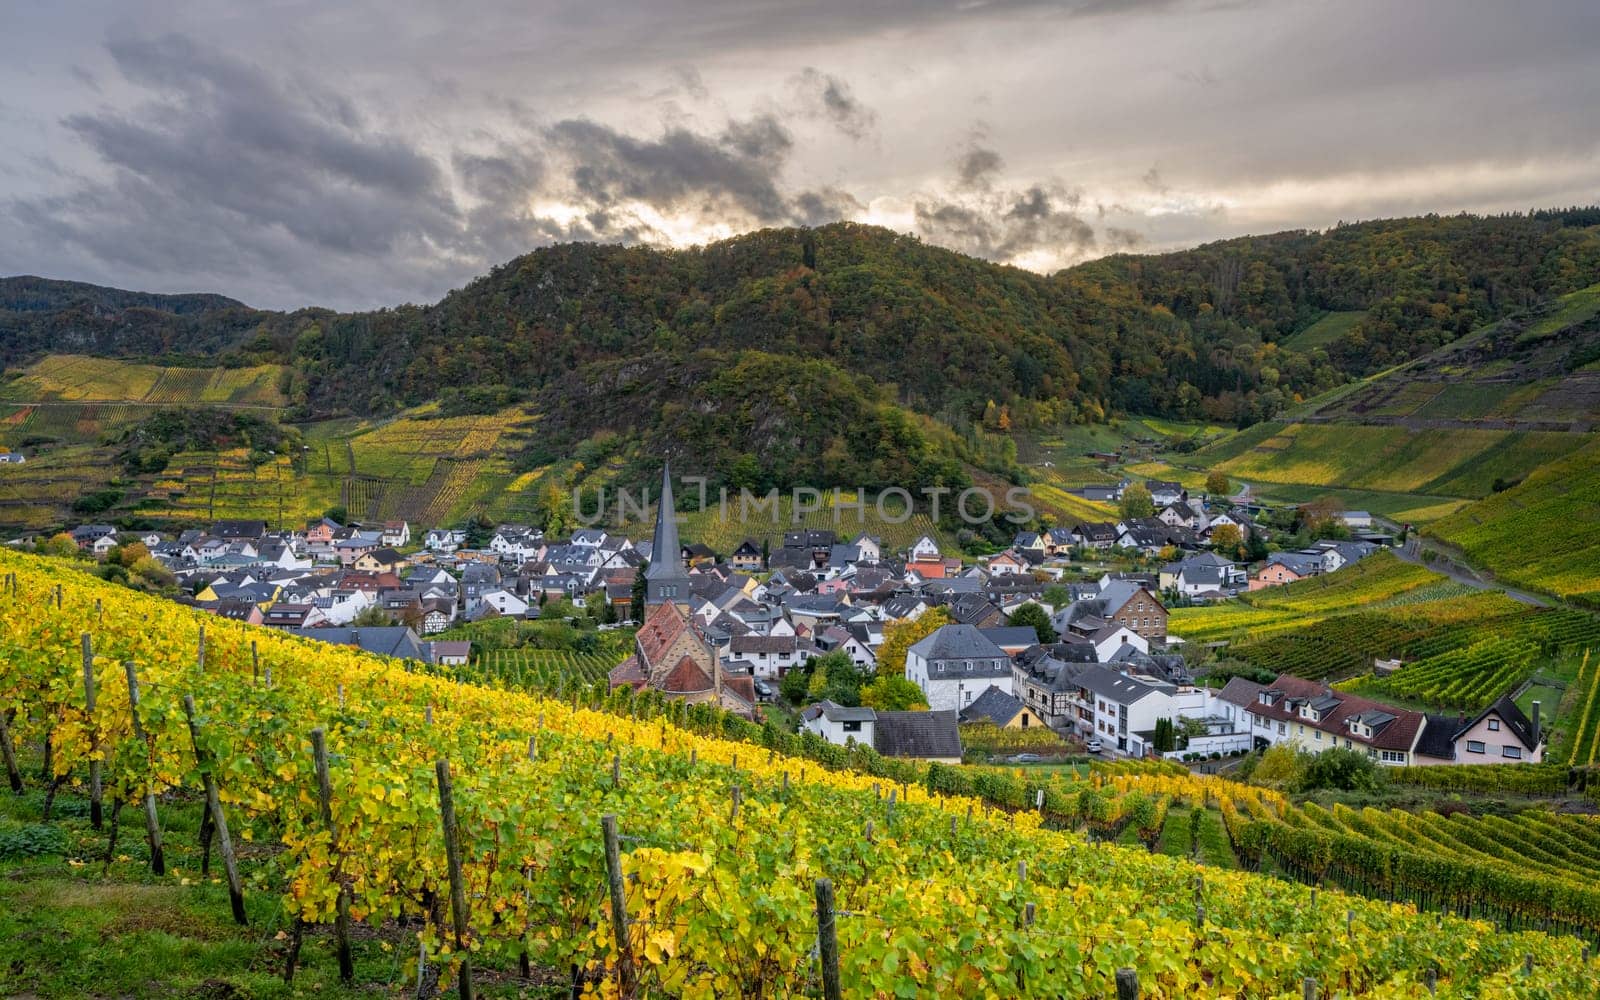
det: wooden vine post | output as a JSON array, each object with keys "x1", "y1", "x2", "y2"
[
  {"x1": 183, "y1": 695, "x2": 247, "y2": 925},
  {"x1": 123, "y1": 660, "x2": 165, "y2": 875},
  {"x1": 1115, "y1": 968, "x2": 1141, "y2": 999},
  {"x1": 0, "y1": 705, "x2": 23, "y2": 794},
  {"x1": 81, "y1": 634, "x2": 102, "y2": 827},
  {"x1": 815, "y1": 878, "x2": 842, "y2": 1000},
  {"x1": 601, "y1": 813, "x2": 636, "y2": 996},
  {"x1": 435, "y1": 759, "x2": 475, "y2": 1000},
  {"x1": 310, "y1": 728, "x2": 354, "y2": 983}
]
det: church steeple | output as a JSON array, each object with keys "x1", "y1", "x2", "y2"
[{"x1": 644, "y1": 462, "x2": 691, "y2": 606}]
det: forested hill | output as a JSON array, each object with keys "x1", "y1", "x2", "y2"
[
  {"x1": 0, "y1": 276, "x2": 258, "y2": 361},
  {"x1": 4, "y1": 211, "x2": 1599, "y2": 434}
]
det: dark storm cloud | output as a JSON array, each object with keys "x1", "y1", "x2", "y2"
[
  {"x1": 547, "y1": 114, "x2": 795, "y2": 223},
  {"x1": 916, "y1": 179, "x2": 1105, "y2": 262},
  {"x1": 9, "y1": 31, "x2": 463, "y2": 299},
  {"x1": 792, "y1": 68, "x2": 876, "y2": 140},
  {"x1": 792, "y1": 187, "x2": 864, "y2": 226},
  {"x1": 957, "y1": 145, "x2": 1006, "y2": 189},
  {"x1": 3, "y1": 0, "x2": 1596, "y2": 307}
]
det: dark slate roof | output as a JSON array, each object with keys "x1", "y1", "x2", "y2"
[
  {"x1": 873, "y1": 710, "x2": 962, "y2": 759},
  {"x1": 1415, "y1": 714, "x2": 1461, "y2": 761},
  {"x1": 959, "y1": 686, "x2": 1025, "y2": 727},
  {"x1": 1215, "y1": 676, "x2": 1266, "y2": 709},
  {"x1": 285, "y1": 626, "x2": 429, "y2": 662},
  {"x1": 807, "y1": 700, "x2": 878, "y2": 724},
  {"x1": 909, "y1": 624, "x2": 1008, "y2": 662},
  {"x1": 1464, "y1": 694, "x2": 1542, "y2": 750},
  {"x1": 980, "y1": 626, "x2": 1041, "y2": 648}
]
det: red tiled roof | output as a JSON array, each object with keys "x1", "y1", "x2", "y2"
[
  {"x1": 609, "y1": 655, "x2": 647, "y2": 689},
  {"x1": 660, "y1": 654, "x2": 713, "y2": 693},
  {"x1": 635, "y1": 601, "x2": 689, "y2": 665},
  {"x1": 1246, "y1": 675, "x2": 1424, "y2": 752}
]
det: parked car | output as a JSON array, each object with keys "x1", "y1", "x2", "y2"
[
  {"x1": 1010, "y1": 753, "x2": 1042, "y2": 764},
  {"x1": 1085, "y1": 738, "x2": 1103, "y2": 754}
]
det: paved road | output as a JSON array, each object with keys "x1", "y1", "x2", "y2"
[{"x1": 1390, "y1": 531, "x2": 1551, "y2": 608}]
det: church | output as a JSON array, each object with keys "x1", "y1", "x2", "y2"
[{"x1": 608, "y1": 464, "x2": 756, "y2": 717}]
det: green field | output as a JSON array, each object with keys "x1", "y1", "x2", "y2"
[{"x1": 1281, "y1": 310, "x2": 1366, "y2": 352}]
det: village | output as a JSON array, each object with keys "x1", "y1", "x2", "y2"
[{"x1": 20, "y1": 466, "x2": 1547, "y2": 775}]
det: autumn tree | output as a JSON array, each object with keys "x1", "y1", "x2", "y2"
[
  {"x1": 1209, "y1": 523, "x2": 1243, "y2": 557},
  {"x1": 1119, "y1": 483, "x2": 1154, "y2": 521},
  {"x1": 1205, "y1": 470, "x2": 1230, "y2": 496},
  {"x1": 860, "y1": 674, "x2": 930, "y2": 711},
  {"x1": 876, "y1": 607, "x2": 954, "y2": 677}
]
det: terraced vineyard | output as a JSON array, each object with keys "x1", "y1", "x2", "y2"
[
  {"x1": 1, "y1": 549, "x2": 1596, "y2": 997},
  {"x1": 1175, "y1": 552, "x2": 1600, "y2": 703},
  {"x1": 1233, "y1": 798, "x2": 1600, "y2": 941},
  {"x1": 1187, "y1": 422, "x2": 1593, "y2": 501},
  {"x1": 1428, "y1": 437, "x2": 1600, "y2": 606},
  {"x1": 679, "y1": 490, "x2": 954, "y2": 554},
  {"x1": 1338, "y1": 636, "x2": 1543, "y2": 711},
  {"x1": 1564, "y1": 652, "x2": 1600, "y2": 766},
  {"x1": 465, "y1": 646, "x2": 630, "y2": 691},
  {"x1": 1169, "y1": 551, "x2": 1446, "y2": 643},
  {"x1": 0, "y1": 354, "x2": 289, "y2": 409}
]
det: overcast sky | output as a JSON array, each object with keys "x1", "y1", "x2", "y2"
[{"x1": 2, "y1": 0, "x2": 1597, "y2": 310}]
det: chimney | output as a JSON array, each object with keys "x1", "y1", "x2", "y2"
[{"x1": 1532, "y1": 701, "x2": 1542, "y2": 746}]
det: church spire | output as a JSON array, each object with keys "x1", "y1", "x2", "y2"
[{"x1": 644, "y1": 462, "x2": 691, "y2": 606}]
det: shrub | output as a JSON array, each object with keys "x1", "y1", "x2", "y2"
[{"x1": 0, "y1": 823, "x2": 67, "y2": 859}]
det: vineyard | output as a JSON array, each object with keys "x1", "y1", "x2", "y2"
[
  {"x1": 0, "y1": 354, "x2": 290, "y2": 409},
  {"x1": 1186, "y1": 421, "x2": 1592, "y2": 501},
  {"x1": 453, "y1": 646, "x2": 631, "y2": 692},
  {"x1": 1564, "y1": 651, "x2": 1600, "y2": 767},
  {"x1": 1337, "y1": 636, "x2": 1542, "y2": 711},
  {"x1": 1, "y1": 551, "x2": 1596, "y2": 996},
  {"x1": 1232, "y1": 796, "x2": 1600, "y2": 942},
  {"x1": 1172, "y1": 552, "x2": 1600, "y2": 709},
  {"x1": 678, "y1": 490, "x2": 955, "y2": 554},
  {"x1": 1168, "y1": 552, "x2": 1450, "y2": 645},
  {"x1": 1428, "y1": 437, "x2": 1600, "y2": 606}
]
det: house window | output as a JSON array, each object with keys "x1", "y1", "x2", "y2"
[
  {"x1": 1502, "y1": 745, "x2": 1522, "y2": 759},
  {"x1": 1314, "y1": 730, "x2": 1322, "y2": 741},
  {"x1": 1381, "y1": 750, "x2": 1406, "y2": 764},
  {"x1": 1466, "y1": 740, "x2": 1485, "y2": 754},
  {"x1": 1277, "y1": 723, "x2": 1286, "y2": 735},
  {"x1": 842, "y1": 721, "x2": 861, "y2": 733},
  {"x1": 1487, "y1": 719, "x2": 1500, "y2": 731}
]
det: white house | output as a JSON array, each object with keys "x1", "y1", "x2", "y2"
[
  {"x1": 801, "y1": 700, "x2": 877, "y2": 746},
  {"x1": 424, "y1": 528, "x2": 466, "y2": 553},
  {"x1": 904, "y1": 624, "x2": 1013, "y2": 711},
  {"x1": 908, "y1": 535, "x2": 942, "y2": 562},
  {"x1": 1090, "y1": 625, "x2": 1148, "y2": 663},
  {"x1": 725, "y1": 634, "x2": 808, "y2": 679},
  {"x1": 381, "y1": 521, "x2": 411, "y2": 547},
  {"x1": 479, "y1": 588, "x2": 530, "y2": 617},
  {"x1": 851, "y1": 533, "x2": 882, "y2": 563}
]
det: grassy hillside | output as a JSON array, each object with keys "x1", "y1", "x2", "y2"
[
  {"x1": 1302, "y1": 281, "x2": 1600, "y2": 429},
  {"x1": 1281, "y1": 310, "x2": 1366, "y2": 351},
  {"x1": 2, "y1": 549, "x2": 1597, "y2": 997},
  {"x1": 1177, "y1": 421, "x2": 1593, "y2": 502},
  {"x1": 1428, "y1": 437, "x2": 1600, "y2": 606}
]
